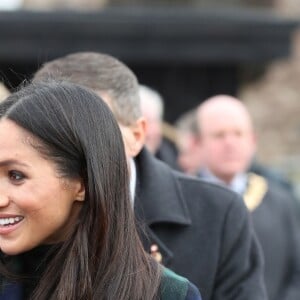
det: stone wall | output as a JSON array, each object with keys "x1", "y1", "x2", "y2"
[{"x1": 239, "y1": 28, "x2": 300, "y2": 193}]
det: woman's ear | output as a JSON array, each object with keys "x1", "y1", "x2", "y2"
[{"x1": 74, "y1": 179, "x2": 85, "y2": 202}]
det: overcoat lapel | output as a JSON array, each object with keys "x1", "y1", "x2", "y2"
[{"x1": 134, "y1": 148, "x2": 191, "y2": 266}]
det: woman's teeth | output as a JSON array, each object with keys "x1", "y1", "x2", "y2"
[{"x1": 0, "y1": 217, "x2": 23, "y2": 226}]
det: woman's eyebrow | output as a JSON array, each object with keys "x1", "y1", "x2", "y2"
[{"x1": 0, "y1": 159, "x2": 29, "y2": 168}]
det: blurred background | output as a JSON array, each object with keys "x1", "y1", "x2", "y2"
[{"x1": 0, "y1": 0, "x2": 300, "y2": 197}]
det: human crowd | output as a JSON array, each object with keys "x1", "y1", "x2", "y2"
[{"x1": 0, "y1": 51, "x2": 299, "y2": 300}]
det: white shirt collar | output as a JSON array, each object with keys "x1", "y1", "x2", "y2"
[
  {"x1": 129, "y1": 158, "x2": 136, "y2": 205},
  {"x1": 202, "y1": 169, "x2": 248, "y2": 195},
  {"x1": 229, "y1": 173, "x2": 248, "y2": 195}
]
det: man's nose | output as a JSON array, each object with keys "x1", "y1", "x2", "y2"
[{"x1": 224, "y1": 134, "x2": 238, "y2": 145}]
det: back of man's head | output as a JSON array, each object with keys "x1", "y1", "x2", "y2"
[
  {"x1": 139, "y1": 85, "x2": 164, "y2": 121},
  {"x1": 139, "y1": 85, "x2": 165, "y2": 154},
  {"x1": 175, "y1": 109, "x2": 203, "y2": 175},
  {"x1": 175, "y1": 109, "x2": 199, "y2": 137},
  {"x1": 34, "y1": 52, "x2": 141, "y2": 126}
]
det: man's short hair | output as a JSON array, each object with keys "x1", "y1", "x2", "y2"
[
  {"x1": 34, "y1": 52, "x2": 141, "y2": 125},
  {"x1": 139, "y1": 84, "x2": 164, "y2": 120},
  {"x1": 175, "y1": 109, "x2": 199, "y2": 136}
]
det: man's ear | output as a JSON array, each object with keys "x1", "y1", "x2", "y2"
[
  {"x1": 196, "y1": 133, "x2": 203, "y2": 147},
  {"x1": 130, "y1": 117, "x2": 147, "y2": 157},
  {"x1": 251, "y1": 132, "x2": 257, "y2": 154},
  {"x1": 122, "y1": 117, "x2": 147, "y2": 158}
]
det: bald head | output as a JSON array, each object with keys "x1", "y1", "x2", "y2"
[
  {"x1": 196, "y1": 95, "x2": 256, "y2": 184},
  {"x1": 198, "y1": 95, "x2": 253, "y2": 132}
]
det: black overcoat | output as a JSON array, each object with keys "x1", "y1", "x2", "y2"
[
  {"x1": 134, "y1": 148, "x2": 267, "y2": 300},
  {"x1": 251, "y1": 182, "x2": 300, "y2": 300}
]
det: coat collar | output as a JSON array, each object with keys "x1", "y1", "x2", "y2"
[{"x1": 134, "y1": 148, "x2": 191, "y2": 226}]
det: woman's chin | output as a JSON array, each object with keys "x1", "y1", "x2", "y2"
[{"x1": 0, "y1": 243, "x2": 33, "y2": 256}]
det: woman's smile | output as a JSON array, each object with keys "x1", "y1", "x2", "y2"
[{"x1": 0, "y1": 214, "x2": 24, "y2": 235}]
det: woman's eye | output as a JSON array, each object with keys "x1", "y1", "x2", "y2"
[{"x1": 8, "y1": 170, "x2": 25, "y2": 183}]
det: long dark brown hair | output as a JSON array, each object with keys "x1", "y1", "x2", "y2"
[{"x1": 0, "y1": 81, "x2": 161, "y2": 299}]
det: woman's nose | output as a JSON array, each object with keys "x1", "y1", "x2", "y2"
[{"x1": 0, "y1": 186, "x2": 10, "y2": 207}]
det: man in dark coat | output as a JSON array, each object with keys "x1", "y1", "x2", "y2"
[
  {"x1": 33, "y1": 52, "x2": 267, "y2": 300},
  {"x1": 196, "y1": 95, "x2": 300, "y2": 300}
]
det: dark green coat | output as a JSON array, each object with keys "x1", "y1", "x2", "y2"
[{"x1": 161, "y1": 268, "x2": 201, "y2": 300}]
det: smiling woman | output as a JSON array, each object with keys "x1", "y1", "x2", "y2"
[
  {"x1": 0, "y1": 81, "x2": 201, "y2": 300},
  {"x1": 0, "y1": 119, "x2": 85, "y2": 254}
]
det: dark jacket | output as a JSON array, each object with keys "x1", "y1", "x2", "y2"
[
  {"x1": 0, "y1": 248, "x2": 201, "y2": 300},
  {"x1": 0, "y1": 268, "x2": 201, "y2": 300},
  {"x1": 251, "y1": 181, "x2": 300, "y2": 300},
  {"x1": 161, "y1": 268, "x2": 202, "y2": 300},
  {"x1": 134, "y1": 149, "x2": 267, "y2": 300}
]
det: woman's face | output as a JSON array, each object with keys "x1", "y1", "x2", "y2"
[{"x1": 0, "y1": 119, "x2": 85, "y2": 255}]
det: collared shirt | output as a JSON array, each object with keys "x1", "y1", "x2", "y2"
[
  {"x1": 129, "y1": 158, "x2": 136, "y2": 205},
  {"x1": 230, "y1": 173, "x2": 248, "y2": 195},
  {"x1": 201, "y1": 169, "x2": 248, "y2": 195}
]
